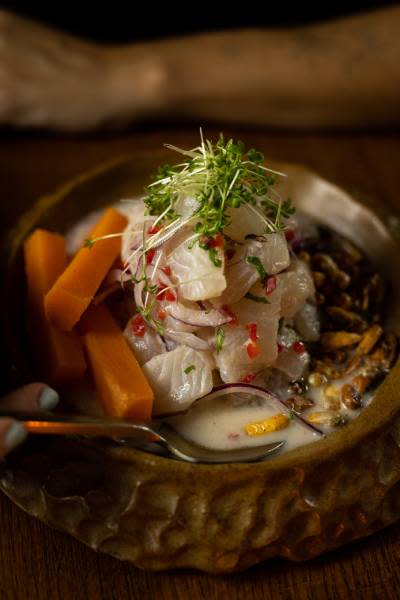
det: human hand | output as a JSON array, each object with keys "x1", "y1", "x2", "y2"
[
  {"x1": 0, "y1": 10, "x2": 168, "y2": 131},
  {"x1": 0, "y1": 384, "x2": 59, "y2": 459}
]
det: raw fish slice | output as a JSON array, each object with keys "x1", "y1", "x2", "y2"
[
  {"x1": 274, "y1": 347, "x2": 310, "y2": 380},
  {"x1": 294, "y1": 302, "x2": 320, "y2": 341},
  {"x1": 217, "y1": 234, "x2": 289, "y2": 305},
  {"x1": 124, "y1": 317, "x2": 166, "y2": 365},
  {"x1": 279, "y1": 259, "x2": 315, "y2": 318},
  {"x1": 143, "y1": 345, "x2": 213, "y2": 414},
  {"x1": 224, "y1": 204, "x2": 267, "y2": 241},
  {"x1": 214, "y1": 282, "x2": 282, "y2": 382},
  {"x1": 169, "y1": 237, "x2": 226, "y2": 301}
]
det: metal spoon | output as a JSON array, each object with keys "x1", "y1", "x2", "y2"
[{"x1": 0, "y1": 411, "x2": 285, "y2": 464}]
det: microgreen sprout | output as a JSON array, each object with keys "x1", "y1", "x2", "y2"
[
  {"x1": 143, "y1": 132, "x2": 293, "y2": 257},
  {"x1": 215, "y1": 327, "x2": 225, "y2": 353}
]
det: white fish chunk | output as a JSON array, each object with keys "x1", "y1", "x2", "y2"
[
  {"x1": 214, "y1": 282, "x2": 282, "y2": 382},
  {"x1": 279, "y1": 259, "x2": 315, "y2": 318},
  {"x1": 124, "y1": 318, "x2": 166, "y2": 365},
  {"x1": 274, "y1": 348, "x2": 310, "y2": 380},
  {"x1": 295, "y1": 302, "x2": 320, "y2": 341},
  {"x1": 143, "y1": 345, "x2": 213, "y2": 414},
  {"x1": 169, "y1": 238, "x2": 226, "y2": 301},
  {"x1": 217, "y1": 234, "x2": 289, "y2": 305},
  {"x1": 224, "y1": 204, "x2": 267, "y2": 241}
]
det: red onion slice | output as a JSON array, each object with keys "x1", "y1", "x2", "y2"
[{"x1": 199, "y1": 383, "x2": 324, "y2": 435}]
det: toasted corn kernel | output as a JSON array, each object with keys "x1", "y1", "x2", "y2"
[
  {"x1": 369, "y1": 334, "x2": 397, "y2": 369},
  {"x1": 323, "y1": 385, "x2": 341, "y2": 410},
  {"x1": 356, "y1": 324, "x2": 383, "y2": 356},
  {"x1": 324, "y1": 385, "x2": 340, "y2": 399},
  {"x1": 308, "y1": 372, "x2": 327, "y2": 387},
  {"x1": 312, "y1": 271, "x2": 326, "y2": 288},
  {"x1": 285, "y1": 395, "x2": 315, "y2": 413},
  {"x1": 245, "y1": 413, "x2": 289, "y2": 437},
  {"x1": 307, "y1": 411, "x2": 339, "y2": 426},
  {"x1": 341, "y1": 384, "x2": 362, "y2": 410},
  {"x1": 352, "y1": 375, "x2": 371, "y2": 394},
  {"x1": 325, "y1": 306, "x2": 367, "y2": 333},
  {"x1": 320, "y1": 331, "x2": 361, "y2": 349}
]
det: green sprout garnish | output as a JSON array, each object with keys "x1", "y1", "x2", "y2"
[
  {"x1": 84, "y1": 238, "x2": 95, "y2": 249},
  {"x1": 184, "y1": 365, "x2": 196, "y2": 374},
  {"x1": 143, "y1": 132, "x2": 293, "y2": 262},
  {"x1": 247, "y1": 255, "x2": 268, "y2": 283},
  {"x1": 215, "y1": 327, "x2": 225, "y2": 353},
  {"x1": 244, "y1": 292, "x2": 270, "y2": 304}
]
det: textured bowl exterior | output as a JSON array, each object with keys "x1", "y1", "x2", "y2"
[{"x1": 1, "y1": 154, "x2": 400, "y2": 573}]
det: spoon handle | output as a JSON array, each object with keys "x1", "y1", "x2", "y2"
[{"x1": 0, "y1": 411, "x2": 160, "y2": 440}]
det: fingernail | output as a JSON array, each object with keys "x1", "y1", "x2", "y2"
[
  {"x1": 4, "y1": 422, "x2": 27, "y2": 452},
  {"x1": 39, "y1": 387, "x2": 59, "y2": 411}
]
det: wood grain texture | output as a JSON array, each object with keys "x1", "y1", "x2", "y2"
[{"x1": 1, "y1": 127, "x2": 400, "y2": 599}]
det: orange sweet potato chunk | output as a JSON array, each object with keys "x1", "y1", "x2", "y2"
[
  {"x1": 45, "y1": 207, "x2": 128, "y2": 331},
  {"x1": 24, "y1": 229, "x2": 86, "y2": 384},
  {"x1": 81, "y1": 304, "x2": 154, "y2": 420}
]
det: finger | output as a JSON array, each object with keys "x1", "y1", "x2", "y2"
[
  {"x1": 1, "y1": 384, "x2": 59, "y2": 412},
  {"x1": 0, "y1": 418, "x2": 27, "y2": 460}
]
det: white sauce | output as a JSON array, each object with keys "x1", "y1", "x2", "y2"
[{"x1": 168, "y1": 394, "x2": 320, "y2": 452}]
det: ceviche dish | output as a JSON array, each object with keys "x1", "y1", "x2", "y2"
[{"x1": 24, "y1": 135, "x2": 397, "y2": 457}]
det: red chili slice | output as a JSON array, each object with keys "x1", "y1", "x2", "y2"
[
  {"x1": 208, "y1": 232, "x2": 224, "y2": 249},
  {"x1": 162, "y1": 265, "x2": 172, "y2": 276},
  {"x1": 131, "y1": 313, "x2": 146, "y2": 337},
  {"x1": 146, "y1": 248, "x2": 156, "y2": 264},
  {"x1": 158, "y1": 308, "x2": 167, "y2": 320},
  {"x1": 246, "y1": 322, "x2": 258, "y2": 342},
  {"x1": 292, "y1": 341, "x2": 306, "y2": 354},
  {"x1": 147, "y1": 225, "x2": 162, "y2": 235},
  {"x1": 246, "y1": 341, "x2": 260, "y2": 359},
  {"x1": 285, "y1": 229, "x2": 295, "y2": 242},
  {"x1": 222, "y1": 304, "x2": 238, "y2": 325},
  {"x1": 277, "y1": 343, "x2": 284, "y2": 353},
  {"x1": 157, "y1": 284, "x2": 176, "y2": 302},
  {"x1": 240, "y1": 373, "x2": 257, "y2": 384},
  {"x1": 265, "y1": 275, "x2": 277, "y2": 295}
]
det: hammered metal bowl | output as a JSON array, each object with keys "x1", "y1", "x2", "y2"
[{"x1": 1, "y1": 152, "x2": 400, "y2": 573}]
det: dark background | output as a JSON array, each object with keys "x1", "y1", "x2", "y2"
[{"x1": 0, "y1": 1, "x2": 396, "y2": 42}]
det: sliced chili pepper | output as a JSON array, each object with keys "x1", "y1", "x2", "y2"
[
  {"x1": 131, "y1": 313, "x2": 146, "y2": 337},
  {"x1": 208, "y1": 232, "x2": 224, "y2": 249},
  {"x1": 246, "y1": 341, "x2": 261, "y2": 359},
  {"x1": 146, "y1": 248, "x2": 156, "y2": 264},
  {"x1": 157, "y1": 284, "x2": 176, "y2": 302},
  {"x1": 240, "y1": 372, "x2": 257, "y2": 384},
  {"x1": 246, "y1": 322, "x2": 258, "y2": 342},
  {"x1": 162, "y1": 265, "x2": 172, "y2": 276},
  {"x1": 277, "y1": 343, "x2": 284, "y2": 353},
  {"x1": 285, "y1": 229, "x2": 295, "y2": 242},
  {"x1": 147, "y1": 225, "x2": 162, "y2": 235},
  {"x1": 292, "y1": 341, "x2": 306, "y2": 354},
  {"x1": 225, "y1": 248, "x2": 236, "y2": 260},
  {"x1": 265, "y1": 275, "x2": 277, "y2": 295},
  {"x1": 158, "y1": 308, "x2": 167, "y2": 320},
  {"x1": 222, "y1": 304, "x2": 238, "y2": 326}
]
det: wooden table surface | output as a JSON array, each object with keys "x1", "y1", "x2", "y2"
[{"x1": 1, "y1": 127, "x2": 400, "y2": 600}]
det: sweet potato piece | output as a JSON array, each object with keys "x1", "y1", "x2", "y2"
[
  {"x1": 81, "y1": 304, "x2": 154, "y2": 420},
  {"x1": 45, "y1": 208, "x2": 127, "y2": 331},
  {"x1": 24, "y1": 229, "x2": 86, "y2": 384}
]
